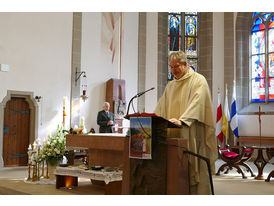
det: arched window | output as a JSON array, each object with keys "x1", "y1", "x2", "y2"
[
  {"x1": 167, "y1": 12, "x2": 199, "y2": 81},
  {"x1": 250, "y1": 12, "x2": 274, "y2": 103}
]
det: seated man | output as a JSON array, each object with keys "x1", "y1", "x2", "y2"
[{"x1": 97, "y1": 102, "x2": 115, "y2": 133}]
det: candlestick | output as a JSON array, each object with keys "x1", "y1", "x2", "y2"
[
  {"x1": 45, "y1": 162, "x2": 49, "y2": 179},
  {"x1": 37, "y1": 162, "x2": 40, "y2": 181},
  {"x1": 27, "y1": 163, "x2": 31, "y2": 181},
  {"x1": 42, "y1": 160, "x2": 45, "y2": 177},
  {"x1": 32, "y1": 163, "x2": 36, "y2": 182}
]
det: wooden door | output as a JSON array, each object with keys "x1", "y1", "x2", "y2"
[{"x1": 3, "y1": 97, "x2": 30, "y2": 167}]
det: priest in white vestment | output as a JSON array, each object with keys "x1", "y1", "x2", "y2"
[{"x1": 155, "y1": 51, "x2": 217, "y2": 195}]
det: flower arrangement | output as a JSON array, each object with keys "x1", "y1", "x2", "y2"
[
  {"x1": 70, "y1": 124, "x2": 88, "y2": 135},
  {"x1": 39, "y1": 125, "x2": 68, "y2": 166}
]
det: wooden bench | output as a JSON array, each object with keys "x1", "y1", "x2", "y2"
[{"x1": 236, "y1": 136, "x2": 274, "y2": 145}]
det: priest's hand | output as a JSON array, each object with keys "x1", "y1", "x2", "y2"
[{"x1": 169, "y1": 118, "x2": 182, "y2": 126}]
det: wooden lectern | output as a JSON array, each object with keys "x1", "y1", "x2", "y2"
[{"x1": 122, "y1": 114, "x2": 189, "y2": 195}]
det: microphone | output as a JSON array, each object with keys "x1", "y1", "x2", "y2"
[
  {"x1": 126, "y1": 87, "x2": 155, "y2": 116},
  {"x1": 135, "y1": 87, "x2": 155, "y2": 98}
]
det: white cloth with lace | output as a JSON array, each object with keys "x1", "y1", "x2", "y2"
[{"x1": 54, "y1": 166, "x2": 122, "y2": 184}]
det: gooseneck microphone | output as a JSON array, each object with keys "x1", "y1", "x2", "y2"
[{"x1": 126, "y1": 87, "x2": 155, "y2": 116}]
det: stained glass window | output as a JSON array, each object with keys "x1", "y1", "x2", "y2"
[
  {"x1": 251, "y1": 12, "x2": 274, "y2": 102},
  {"x1": 167, "y1": 12, "x2": 199, "y2": 81}
]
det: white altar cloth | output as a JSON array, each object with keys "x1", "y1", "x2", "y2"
[
  {"x1": 54, "y1": 166, "x2": 122, "y2": 184},
  {"x1": 87, "y1": 133, "x2": 127, "y2": 137}
]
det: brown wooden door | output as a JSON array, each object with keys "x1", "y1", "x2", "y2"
[{"x1": 3, "y1": 97, "x2": 30, "y2": 167}]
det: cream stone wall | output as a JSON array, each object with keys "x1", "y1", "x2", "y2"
[
  {"x1": 0, "y1": 12, "x2": 73, "y2": 139},
  {"x1": 80, "y1": 12, "x2": 139, "y2": 132}
]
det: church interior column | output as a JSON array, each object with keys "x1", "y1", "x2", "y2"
[{"x1": 70, "y1": 12, "x2": 82, "y2": 128}]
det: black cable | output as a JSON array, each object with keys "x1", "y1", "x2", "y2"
[{"x1": 158, "y1": 141, "x2": 215, "y2": 195}]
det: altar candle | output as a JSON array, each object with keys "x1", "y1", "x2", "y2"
[
  {"x1": 80, "y1": 116, "x2": 85, "y2": 128},
  {"x1": 33, "y1": 142, "x2": 37, "y2": 150},
  {"x1": 63, "y1": 96, "x2": 67, "y2": 108}
]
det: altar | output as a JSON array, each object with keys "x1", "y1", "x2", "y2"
[
  {"x1": 66, "y1": 133, "x2": 129, "y2": 169},
  {"x1": 66, "y1": 130, "x2": 189, "y2": 195}
]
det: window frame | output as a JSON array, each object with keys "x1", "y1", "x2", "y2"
[
  {"x1": 249, "y1": 12, "x2": 274, "y2": 103},
  {"x1": 167, "y1": 12, "x2": 199, "y2": 82}
]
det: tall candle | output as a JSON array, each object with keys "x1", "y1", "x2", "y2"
[
  {"x1": 80, "y1": 116, "x2": 85, "y2": 128},
  {"x1": 36, "y1": 139, "x2": 40, "y2": 146},
  {"x1": 63, "y1": 96, "x2": 67, "y2": 108},
  {"x1": 33, "y1": 142, "x2": 36, "y2": 151}
]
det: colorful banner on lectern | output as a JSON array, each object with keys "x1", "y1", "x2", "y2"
[{"x1": 129, "y1": 117, "x2": 152, "y2": 159}]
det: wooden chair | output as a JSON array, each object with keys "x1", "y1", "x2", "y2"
[
  {"x1": 265, "y1": 148, "x2": 274, "y2": 182},
  {"x1": 216, "y1": 145, "x2": 255, "y2": 179}
]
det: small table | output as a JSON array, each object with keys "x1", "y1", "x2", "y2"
[
  {"x1": 250, "y1": 146, "x2": 268, "y2": 180},
  {"x1": 55, "y1": 166, "x2": 123, "y2": 194}
]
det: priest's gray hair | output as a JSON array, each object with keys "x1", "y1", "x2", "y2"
[{"x1": 169, "y1": 51, "x2": 188, "y2": 66}]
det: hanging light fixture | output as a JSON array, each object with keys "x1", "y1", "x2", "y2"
[
  {"x1": 75, "y1": 67, "x2": 88, "y2": 102},
  {"x1": 80, "y1": 73, "x2": 88, "y2": 101}
]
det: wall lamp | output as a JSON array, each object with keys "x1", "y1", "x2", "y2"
[
  {"x1": 35, "y1": 96, "x2": 42, "y2": 102},
  {"x1": 75, "y1": 67, "x2": 88, "y2": 102}
]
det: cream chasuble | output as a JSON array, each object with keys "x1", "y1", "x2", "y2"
[{"x1": 155, "y1": 68, "x2": 217, "y2": 195}]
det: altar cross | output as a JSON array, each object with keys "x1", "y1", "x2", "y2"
[{"x1": 254, "y1": 105, "x2": 265, "y2": 146}]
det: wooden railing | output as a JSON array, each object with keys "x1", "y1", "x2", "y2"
[{"x1": 236, "y1": 136, "x2": 274, "y2": 145}]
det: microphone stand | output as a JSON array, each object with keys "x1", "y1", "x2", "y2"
[{"x1": 126, "y1": 87, "x2": 155, "y2": 116}]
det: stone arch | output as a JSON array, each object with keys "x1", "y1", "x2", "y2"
[{"x1": 0, "y1": 90, "x2": 38, "y2": 168}]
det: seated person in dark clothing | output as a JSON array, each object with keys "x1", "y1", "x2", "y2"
[{"x1": 97, "y1": 102, "x2": 115, "y2": 133}]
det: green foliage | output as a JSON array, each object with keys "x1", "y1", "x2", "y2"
[{"x1": 39, "y1": 124, "x2": 68, "y2": 164}]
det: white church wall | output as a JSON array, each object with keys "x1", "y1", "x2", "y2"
[
  {"x1": 80, "y1": 12, "x2": 138, "y2": 132},
  {"x1": 212, "y1": 12, "x2": 225, "y2": 120},
  {"x1": 0, "y1": 13, "x2": 73, "y2": 140},
  {"x1": 238, "y1": 115, "x2": 274, "y2": 137}
]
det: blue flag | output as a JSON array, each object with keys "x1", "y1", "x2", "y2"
[{"x1": 230, "y1": 81, "x2": 239, "y2": 138}]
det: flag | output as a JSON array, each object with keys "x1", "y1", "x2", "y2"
[
  {"x1": 222, "y1": 85, "x2": 230, "y2": 140},
  {"x1": 230, "y1": 81, "x2": 239, "y2": 138},
  {"x1": 215, "y1": 90, "x2": 224, "y2": 142}
]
